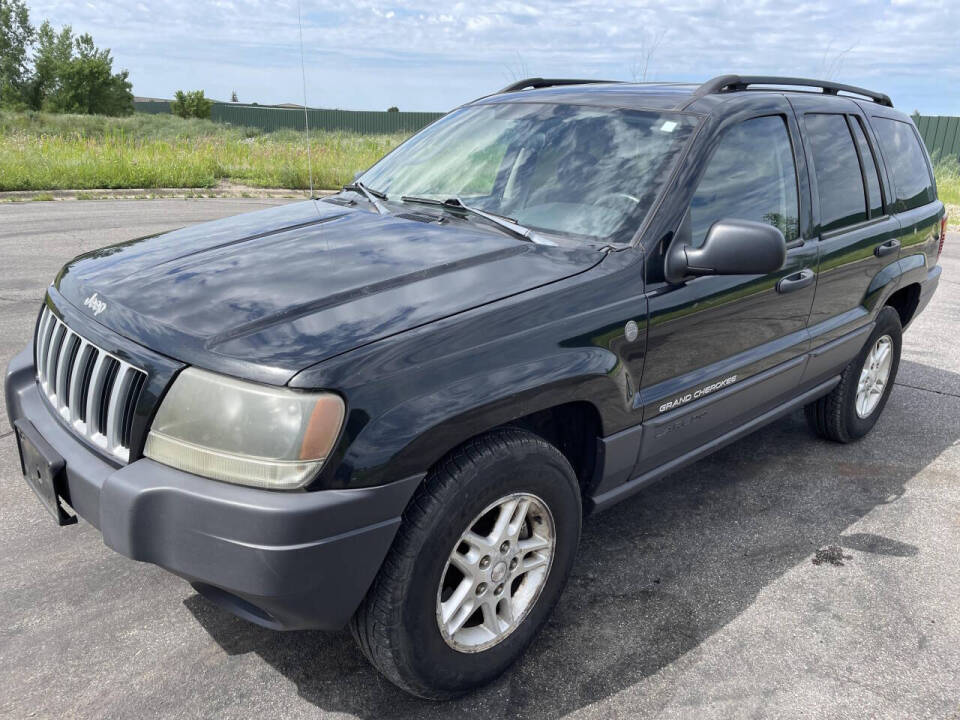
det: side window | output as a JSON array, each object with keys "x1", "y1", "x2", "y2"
[
  {"x1": 872, "y1": 117, "x2": 936, "y2": 212},
  {"x1": 689, "y1": 116, "x2": 799, "y2": 248},
  {"x1": 804, "y1": 114, "x2": 867, "y2": 232},
  {"x1": 850, "y1": 117, "x2": 884, "y2": 218}
]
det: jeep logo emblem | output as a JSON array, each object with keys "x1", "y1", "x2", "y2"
[{"x1": 83, "y1": 292, "x2": 107, "y2": 316}]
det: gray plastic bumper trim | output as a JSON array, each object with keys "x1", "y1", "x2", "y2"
[{"x1": 6, "y1": 343, "x2": 423, "y2": 630}]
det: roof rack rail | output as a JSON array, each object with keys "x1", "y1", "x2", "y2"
[
  {"x1": 690, "y1": 75, "x2": 893, "y2": 107},
  {"x1": 499, "y1": 77, "x2": 620, "y2": 94}
]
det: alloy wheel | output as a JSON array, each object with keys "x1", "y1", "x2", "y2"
[
  {"x1": 436, "y1": 493, "x2": 555, "y2": 653},
  {"x1": 856, "y1": 334, "x2": 893, "y2": 418}
]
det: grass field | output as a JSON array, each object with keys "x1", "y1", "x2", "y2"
[
  {"x1": 0, "y1": 111, "x2": 407, "y2": 192},
  {"x1": 934, "y1": 156, "x2": 960, "y2": 227},
  {"x1": 1, "y1": 111, "x2": 959, "y2": 227}
]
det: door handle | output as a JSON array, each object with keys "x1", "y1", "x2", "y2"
[
  {"x1": 874, "y1": 239, "x2": 901, "y2": 257},
  {"x1": 777, "y1": 268, "x2": 815, "y2": 294}
]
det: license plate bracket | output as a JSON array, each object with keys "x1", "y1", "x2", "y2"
[{"x1": 14, "y1": 419, "x2": 76, "y2": 526}]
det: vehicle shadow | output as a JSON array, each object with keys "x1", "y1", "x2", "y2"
[{"x1": 184, "y1": 359, "x2": 957, "y2": 719}]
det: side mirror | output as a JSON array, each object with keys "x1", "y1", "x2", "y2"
[{"x1": 665, "y1": 219, "x2": 786, "y2": 284}]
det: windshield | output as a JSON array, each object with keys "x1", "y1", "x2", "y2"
[{"x1": 358, "y1": 102, "x2": 699, "y2": 244}]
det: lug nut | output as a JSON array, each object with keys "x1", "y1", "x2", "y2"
[
  {"x1": 476, "y1": 583, "x2": 487, "y2": 595},
  {"x1": 494, "y1": 583, "x2": 504, "y2": 596},
  {"x1": 499, "y1": 541, "x2": 510, "y2": 554},
  {"x1": 479, "y1": 555, "x2": 491, "y2": 569}
]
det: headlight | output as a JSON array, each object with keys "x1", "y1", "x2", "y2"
[{"x1": 143, "y1": 368, "x2": 344, "y2": 489}]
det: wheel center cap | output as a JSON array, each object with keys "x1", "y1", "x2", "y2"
[{"x1": 491, "y1": 561, "x2": 507, "y2": 583}]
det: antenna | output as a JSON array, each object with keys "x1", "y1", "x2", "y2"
[{"x1": 297, "y1": 0, "x2": 315, "y2": 198}]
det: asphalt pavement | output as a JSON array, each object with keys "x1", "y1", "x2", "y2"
[{"x1": 1, "y1": 198, "x2": 958, "y2": 719}]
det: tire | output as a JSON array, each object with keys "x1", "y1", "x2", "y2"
[
  {"x1": 350, "y1": 428, "x2": 581, "y2": 699},
  {"x1": 804, "y1": 306, "x2": 902, "y2": 443}
]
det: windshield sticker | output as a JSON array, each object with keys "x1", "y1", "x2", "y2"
[{"x1": 659, "y1": 120, "x2": 678, "y2": 133}]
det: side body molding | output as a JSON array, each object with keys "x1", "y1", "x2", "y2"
[{"x1": 591, "y1": 319, "x2": 880, "y2": 511}]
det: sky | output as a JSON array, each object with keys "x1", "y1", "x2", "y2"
[{"x1": 23, "y1": 0, "x2": 960, "y2": 115}]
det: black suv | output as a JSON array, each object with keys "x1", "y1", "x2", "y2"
[{"x1": 6, "y1": 75, "x2": 945, "y2": 698}]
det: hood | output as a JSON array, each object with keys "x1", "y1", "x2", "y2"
[{"x1": 55, "y1": 199, "x2": 602, "y2": 384}]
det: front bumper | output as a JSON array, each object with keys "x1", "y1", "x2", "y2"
[{"x1": 5, "y1": 342, "x2": 422, "y2": 630}]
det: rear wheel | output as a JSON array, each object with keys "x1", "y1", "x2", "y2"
[
  {"x1": 351, "y1": 428, "x2": 581, "y2": 699},
  {"x1": 805, "y1": 306, "x2": 902, "y2": 442}
]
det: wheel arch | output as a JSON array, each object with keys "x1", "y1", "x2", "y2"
[
  {"x1": 866, "y1": 252, "x2": 928, "y2": 326},
  {"x1": 497, "y1": 401, "x2": 603, "y2": 498},
  {"x1": 884, "y1": 282, "x2": 922, "y2": 329},
  {"x1": 326, "y1": 351, "x2": 625, "y2": 493}
]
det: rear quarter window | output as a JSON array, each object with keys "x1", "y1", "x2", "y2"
[
  {"x1": 871, "y1": 117, "x2": 936, "y2": 212},
  {"x1": 850, "y1": 117, "x2": 884, "y2": 218}
]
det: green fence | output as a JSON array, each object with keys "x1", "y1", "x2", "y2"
[
  {"x1": 134, "y1": 100, "x2": 442, "y2": 134},
  {"x1": 915, "y1": 116, "x2": 960, "y2": 162},
  {"x1": 210, "y1": 103, "x2": 443, "y2": 133},
  {"x1": 133, "y1": 101, "x2": 174, "y2": 115},
  {"x1": 134, "y1": 100, "x2": 960, "y2": 154}
]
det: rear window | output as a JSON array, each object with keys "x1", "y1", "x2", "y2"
[
  {"x1": 872, "y1": 117, "x2": 936, "y2": 212},
  {"x1": 804, "y1": 114, "x2": 867, "y2": 232}
]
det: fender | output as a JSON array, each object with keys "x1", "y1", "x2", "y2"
[
  {"x1": 290, "y1": 249, "x2": 650, "y2": 490},
  {"x1": 333, "y1": 349, "x2": 623, "y2": 489}
]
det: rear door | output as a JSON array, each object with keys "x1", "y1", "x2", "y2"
[
  {"x1": 867, "y1": 110, "x2": 943, "y2": 278},
  {"x1": 636, "y1": 102, "x2": 819, "y2": 477},
  {"x1": 787, "y1": 96, "x2": 902, "y2": 382}
]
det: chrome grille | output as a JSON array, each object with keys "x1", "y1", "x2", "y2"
[{"x1": 35, "y1": 306, "x2": 147, "y2": 462}]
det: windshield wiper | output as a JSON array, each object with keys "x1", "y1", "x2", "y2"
[
  {"x1": 400, "y1": 195, "x2": 556, "y2": 246},
  {"x1": 343, "y1": 181, "x2": 389, "y2": 215}
]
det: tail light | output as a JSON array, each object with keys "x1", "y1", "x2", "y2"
[{"x1": 939, "y1": 215, "x2": 947, "y2": 261}]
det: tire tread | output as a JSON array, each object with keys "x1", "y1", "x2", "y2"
[
  {"x1": 350, "y1": 427, "x2": 572, "y2": 698},
  {"x1": 805, "y1": 307, "x2": 902, "y2": 443}
]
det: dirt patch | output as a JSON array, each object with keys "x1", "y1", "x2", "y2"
[{"x1": 812, "y1": 545, "x2": 853, "y2": 566}]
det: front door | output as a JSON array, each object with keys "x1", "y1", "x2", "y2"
[{"x1": 636, "y1": 106, "x2": 819, "y2": 476}]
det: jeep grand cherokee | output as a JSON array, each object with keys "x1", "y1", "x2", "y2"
[{"x1": 6, "y1": 75, "x2": 945, "y2": 698}]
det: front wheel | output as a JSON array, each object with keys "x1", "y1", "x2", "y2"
[
  {"x1": 350, "y1": 429, "x2": 581, "y2": 699},
  {"x1": 805, "y1": 306, "x2": 903, "y2": 442}
]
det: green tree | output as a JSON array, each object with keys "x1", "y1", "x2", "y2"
[
  {"x1": 170, "y1": 89, "x2": 213, "y2": 119},
  {"x1": 50, "y1": 32, "x2": 133, "y2": 115},
  {"x1": 0, "y1": 0, "x2": 34, "y2": 107},
  {"x1": 22, "y1": 22, "x2": 132, "y2": 115},
  {"x1": 387, "y1": 105, "x2": 399, "y2": 112},
  {"x1": 25, "y1": 21, "x2": 73, "y2": 110}
]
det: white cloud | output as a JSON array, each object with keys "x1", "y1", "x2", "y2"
[{"x1": 23, "y1": 0, "x2": 960, "y2": 113}]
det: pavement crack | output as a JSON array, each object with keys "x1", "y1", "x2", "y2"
[{"x1": 894, "y1": 381, "x2": 960, "y2": 399}]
